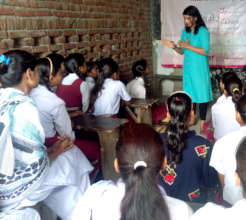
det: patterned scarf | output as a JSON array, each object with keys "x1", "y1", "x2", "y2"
[{"x1": 0, "y1": 88, "x2": 48, "y2": 211}]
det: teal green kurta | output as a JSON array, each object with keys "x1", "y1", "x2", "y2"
[{"x1": 181, "y1": 26, "x2": 213, "y2": 103}]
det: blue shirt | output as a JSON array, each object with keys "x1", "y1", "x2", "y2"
[{"x1": 159, "y1": 130, "x2": 218, "y2": 202}]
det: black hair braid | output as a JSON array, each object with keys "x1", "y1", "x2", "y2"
[
  {"x1": 166, "y1": 92, "x2": 192, "y2": 164},
  {"x1": 167, "y1": 114, "x2": 188, "y2": 163}
]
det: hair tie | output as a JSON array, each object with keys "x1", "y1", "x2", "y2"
[
  {"x1": 175, "y1": 98, "x2": 181, "y2": 101},
  {"x1": 134, "y1": 161, "x2": 147, "y2": 170},
  {"x1": 169, "y1": 91, "x2": 193, "y2": 110},
  {"x1": 136, "y1": 65, "x2": 145, "y2": 74},
  {"x1": 233, "y1": 88, "x2": 240, "y2": 93},
  {"x1": 0, "y1": 54, "x2": 11, "y2": 66},
  {"x1": 46, "y1": 57, "x2": 53, "y2": 76}
]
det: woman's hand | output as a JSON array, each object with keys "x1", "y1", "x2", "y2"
[
  {"x1": 178, "y1": 39, "x2": 190, "y2": 49},
  {"x1": 163, "y1": 38, "x2": 184, "y2": 55},
  {"x1": 47, "y1": 135, "x2": 74, "y2": 162},
  {"x1": 178, "y1": 39, "x2": 207, "y2": 56},
  {"x1": 56, "y1": 135, "x2": 74, "y2": 153},
  {"x1": 162, "y1": 39, "x2": 177, "y2": 49}
]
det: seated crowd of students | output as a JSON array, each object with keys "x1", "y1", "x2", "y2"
[{"x1": 0, "y1": 49, "x2": 246, "y2": 220}]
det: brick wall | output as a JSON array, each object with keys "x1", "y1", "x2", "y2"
[{"x1": 0, "y1": 0, "x2": 152, "y2": 81}]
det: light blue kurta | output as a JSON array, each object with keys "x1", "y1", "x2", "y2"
[{"x1": 181, "y1": 26, "x2": 213, "y2": 103}]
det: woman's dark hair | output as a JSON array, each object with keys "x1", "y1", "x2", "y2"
[
  {"x1": 0, "y1": 50, "x2": 36, "y2": 88},
  {"x1": 236, "y1": 136, "x2": 246, "y2": 198},
  {"x1": 64, "y1": 53, "x2": 85, "y2": 79},
  {"x1": 36, "y1": 54, "x2": 64, "y2": 89},
  {"x1": 224, "y1": 75, "x2": 243, "y2": 103},
  {"x1": 183, "y1": 5, "x2": 207, "y2": 34},
  {"x1": 236, "y1": 94, "x2": 246, "y2": 123},
  {"x1": 117, "y1": 123, "x2": 170, "y2": 220},
  {"x1": 132, "y1": 59, "x2": 147, "y2": 77},
  {"x1": 166, "y1": 92, "x2": 192, "y2": 164},
  {"x1": 88, "y1": 58, "x2": 118, "y2": 113}
]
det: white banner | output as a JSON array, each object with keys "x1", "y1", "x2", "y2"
[{"x1": 161, "y1": 0, "x2": 246, "y2": 68}]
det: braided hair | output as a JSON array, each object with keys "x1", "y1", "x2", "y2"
[{"x1": 166, "y1": 92, "x2": 192, "y2": 164}]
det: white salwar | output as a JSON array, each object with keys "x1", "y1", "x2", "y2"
[
  {"x1": 30, "y1": 85, "x2": 93, "y2": 220},
  {"x1": 72, "y1": 179, "x2": 193, "y2": 220}
]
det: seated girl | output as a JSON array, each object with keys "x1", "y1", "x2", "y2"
[
  {"x1": 0, "y1": 50, "x2": 75, "y2": 219},
  {"x1": 85, "y1": 61, "x2": 99, "y2": 92},
  {"x1": 210, "y1": 94, "x2": 246, "y2": 205},
  {"x1": 159, "y1": 91, "x2": 218, "y2": 203},
  {"x1": 216, "y1": 72, "x2": 238, "y2": 104},
  {"x1": 30, "y1": 55, "x2": 101, "y2": 181},
  {"x1": 56, "y1": 53, "x2": 89, "y2": 114},
  {"x1": 212, "y1": 72, "x2": 242, "y2": 140},
  {"x1": 191, "y1": 136, "x2": 246, "y2": 220},
  {"x1": 89, "y1": 58, "x2": 131, "y2": 116},
  {"x1": 72, "y1": 123, "x2": 193, "y2": 220},
  {"x1": 126, "y1": 59, "x2": 149, "y2": 99},
  {"x1": 126, "y1": 59, "x2": 167, "y2": 124}
]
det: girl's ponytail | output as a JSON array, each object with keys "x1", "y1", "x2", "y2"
[{"x1": 117, "y1": 123, "x2": 170, "y2": 220}]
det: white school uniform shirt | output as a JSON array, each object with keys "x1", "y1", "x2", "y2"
[
  {"x1": 93, "y1": 78, "x2": 131, "y2": 116},
  {"x1": 210, "y1": 127, "x2": 246, "y2": 205},
  {"x1": 72, "y1": 179, "x2": 193, "y2": 220},
  {"x1": 62, "y1": 73, "x2": 90, "y2": 112},
  {"x1": 190, "y1": 199, "x2": 246, "y2": 220},
  {"x1": 212, "y1": 95, "x2": 240, "y2": 140},
  {"x1": 30, "y1": 85, "x2": 75, "y2": 139},
  {"x1": 126, "y1": 77, "x2": 146, "y2": 99},
  {"x1": 85, "y1": 76, "x2": 96, "y2": 92},
  {"x1": 216, "y1": 93, "x2": 226, "y2": 104}
]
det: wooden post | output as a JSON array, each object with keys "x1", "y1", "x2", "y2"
[
  {"x1": 97, "y1": 128, "x2": 120, "y2": 181},
  {"x1": 141, "y1": 107, "x2": 152, "y2": 125}
]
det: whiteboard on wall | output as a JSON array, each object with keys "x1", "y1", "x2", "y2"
[{"x1": 161, "y1": 0, "x2": 246, "y2": 68}]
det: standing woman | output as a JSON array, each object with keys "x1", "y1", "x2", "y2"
[{"x1": 164, "y1": 5, "x2": 213, "y2": 132}]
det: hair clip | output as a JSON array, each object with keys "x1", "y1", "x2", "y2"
[
  {"x1": 46, "y1": 57, "x2": 53, "y2": 76},
  {"x1": 134, "y1": 161, "x2": 147, "y2": 170},
  {"x1": 0, "y1": 54, "x2": 11, "y2": 66},
  {"x1": 175, "y1": 98, "x2": 181, "y2": 101},
  {"x1": 136, "y1": 65, "x2": 145, "y2": 74},
  {"x1": 232, "y1": 88, "x2": 240, "y2": 93}
]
